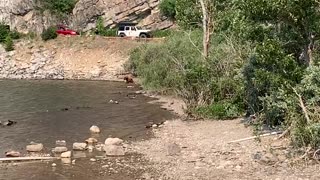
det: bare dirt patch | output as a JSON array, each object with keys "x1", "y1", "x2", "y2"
[{"x1": 130, "y1": 118, "x2": 320, "y2": 180}]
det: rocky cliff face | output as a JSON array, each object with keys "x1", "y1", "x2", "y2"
[
  {"x1": 0, "y1": 0, "x2": 56, "y2": 33},
  {"x1": 0, "y1": 0, "x2": 173, "y2": 33}
]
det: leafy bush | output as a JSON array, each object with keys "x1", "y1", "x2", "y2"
[
  {"x1": 159, "y1": 0, "x2": 176, "y2": 19},
  {"x1": 41, "y1": 26, "x2": 58, "y2": 41},
  {"x1": 243, "y1": 39, "x2": 305, "y2": 126},
  {"x1": 150, "y1": 29, "x2": 174, "y2": 37},
  {"x1": 0, "y1": 23, "x2": 10, "y2": 43},
  {"x1": 127, "y1": 31, "x2": 250, "y2": 118},
  {"x1": 35, "y1": 0, "x2": 77, "y2": 15},
  {"x1": 95, "y1": 17, "x2": 117, "y2": 37},
  {"x1": 4, "y1": 35, "x2": 14, "y2": 52}
]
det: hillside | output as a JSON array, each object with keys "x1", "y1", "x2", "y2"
[
  {"x1": 0, "y1": 0, "x2": 173, "y2": 34},
  {"x1": 0, "y1": 36, "x2": 157, "y2": 80}
]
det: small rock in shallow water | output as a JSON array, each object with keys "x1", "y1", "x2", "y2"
[
  {"x1": 61, "y1": 151, "x2": 71, "y2": 158},
  {"x1": 26, "y1": 143, "x2": 43, "y2": 152},
  {"x1": 105, "y1": 138, "x2": 123, "y2": 146},
  {"x1": 152, "y1": 124, "x2": 157, "y2": 128},
  {"x1": 52, "y1": 147, "x2": 68, "y2": 153},
  {"x1": 72, "y1": 160, "x2": 76, "y2": 164},
  {"x1": 52, "y1": 163, "x2": 57, "y2": 167},
  {"x1": 61, "y1": 158, "x2": 71, "y2": 164},
  {"x1": 73, "y1": 143, "x2": 87, "y2": 151},
  {"x1": 85, "y1": 138, "x2": 98, "y2": 145},
  {"x1": 90, "y1": 125, "x2": 100, "y2": 133},
  {"x1": 55, "y1": 140, "x2": 66, "y2": 147},
  {"x1": 5, "y1": 151, "x2": 21, "y2": 157},
  {"x1": 104, "y1": 145, "x2": 125, "y2": 156},
  {"x1": 90, "y1": 158, "x2": 97, "y2": 162}
]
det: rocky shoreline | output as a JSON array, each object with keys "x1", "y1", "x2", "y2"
[{"x1": 0, "y1": 36, "x2": 141, "y2": 81}]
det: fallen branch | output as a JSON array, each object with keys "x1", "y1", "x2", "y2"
[
  {"x1": 277, "y1": 126, "x2": 292, "y2": 140},
  {"x1": 293, "y1": 88, "x2": 311, "y2": 124},
  {"x1": 228, "y1": 131, "x2": 282, "y2": 143},
  {"x1": 0, "y1": 157, "x2": 59, "y2": 162}
]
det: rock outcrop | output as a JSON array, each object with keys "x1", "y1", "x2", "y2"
[
  {"x1": 0, "y1": 0, "x2": 173, "y2": 34},
  {"x1": 73, "y1": 0, "x2": 173, "y2": 31},
  {"x1": 0, "y1": 0, "x2": 57, "y2": 33}
]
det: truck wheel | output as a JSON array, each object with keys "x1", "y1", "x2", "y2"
[
  {"x1": 139, "y1": 34, "x2": 147, "y2": 39},
  {"x1": 119, "y1": 33, "x2": 125, "y2": 37}
]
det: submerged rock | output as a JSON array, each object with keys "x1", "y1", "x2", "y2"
[
  {"x1": 85, "y1": 138, "x2": 98, "y2": 145},
  {"x1": 73, "y1": 142, "x2": 88, "y2": 151},
  {"x1": 90, "y1": 125, "x2": 100, "y2": 133},
  {"x1": 61, "y1": 151, "x2": 72, "y2": 158},
  {"x1": 104, "y1": 145, "x2": 125, "y2": 156},
  {"x1": 26, "y1": 143, "x2": 44, "y2": 152},
  {"x1": 52, "y1": 147, "x2": 68, "y2": 153},
  {"x1": 55, "y1": 140, "x2": 67, "y2": 147},
  {"x1": 104, "y1": 138, "x2": 123, "y2": 146},
  {"x1": 5, "y1": 151, "x2": 21, "y2": 157},
  {"x1": 61, "y1": 158, "x2": 72, "y2": 164}
]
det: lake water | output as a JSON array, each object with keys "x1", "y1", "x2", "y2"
[{"x1": 0, "y1": 80, "x2": 174, "y2": 180}]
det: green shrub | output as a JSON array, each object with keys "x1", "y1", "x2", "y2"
[
  {"x1": 0, "y1": 23, "x2": 10, "y2": 43},
  {"x1": 127, "y1": 31, "x2": 250, "y2": 118},
  {"x1": 9, "y1": 31, "x2": 21, "y2": 39},
  {"x1": 159, "y1": 0, "x2": 176, "y2": 19},
  {"x1": 35, "y1": 0, "x2": 77, "y2": 15},
  {"x1": 243, "y1": 39, "x2": 305, "y2": 126},
  {"x1": 150, "y1": 29, "x2": 173, "y2": 37},
  {"x1": 4, "y1": 35, "x2": 14, "y2": 52},
  {"x1": 41, "y1": 26, "x2": 58, "y2": 41},
  {"x1": 95, "y1": 17, "x2": 117, "y2": 37}
]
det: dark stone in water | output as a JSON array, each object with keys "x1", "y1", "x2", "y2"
[
  {"x1": 61, "y1": 108, "x2": 69, "y2": 111},
  {"x1": 0, "y1": 120, "x2": 17, "y2": 126}
]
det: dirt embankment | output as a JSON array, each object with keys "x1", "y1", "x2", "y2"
[{"x1": 0, "y1": 36, "x2": 159, "y2": 81}]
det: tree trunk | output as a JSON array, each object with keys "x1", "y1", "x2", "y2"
[{"x1": 199, "y1": 0, "x2": 209, "y2": 59}]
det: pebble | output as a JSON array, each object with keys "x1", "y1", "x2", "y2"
[
  {"x1": 72, "y1": 160, "x2": 76, "y2": 164},
  {"x1": 152, "y1": 124, "x2": 157, "y2": 128},
  {"x1": 90, "y1": 158, "x2": 97, "y2": 162},
  {"x1": 52, "y1": 163, "x2": 57, "y2": 167}
]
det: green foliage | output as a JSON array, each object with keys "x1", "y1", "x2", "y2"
[
  {"x1": 95, "y1": 17, "x2": 117, "y2": 37},
  {"x1": 159, "y1": 0, "x2": 176, "y2": 19},
  {"x1": 150, "y1": 29, "x2": 174, "y2": 37},
  {"x1": 4, "y1": 35, "x2": 14, "y2": 52},
  {"x1": 34, "y1": 0, "x2": 77, "y2": 16},
  {"x1": 127, "y1": 31, "x2": 249, "y2": 118},
  {"x1": 196, "y1": 101, "x2": 241, "y2": 119},
  {"x1": 41, "y1": 26, "x2": 58, "y2": 41},
  {"x1": 175, "y1": 0, "x2": 201, "y2": 28},
  {"x1": 0, "y1": 23, "x2": 10, "y2": 43}
]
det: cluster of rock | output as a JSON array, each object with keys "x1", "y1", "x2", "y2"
[
  {"x1": 0, "y1": 43, "x2": 64, "y2": 80},
  {"x1": 0, "y1": 42, "x2": 115, "y2": 80},
  {"x1": 5, "y1": 125, "x2": 127, "y2": 165},
  {"x1": 0, "y1": 0, "x2": 173, "y2": 34}
]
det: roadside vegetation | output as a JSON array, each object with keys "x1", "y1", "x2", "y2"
[
  {"x1": 0, "y1": 23, "x2": 22, "y2": 51},
  {"x1": 126, "y1": 0, "x2": 320, "y2": 155}
]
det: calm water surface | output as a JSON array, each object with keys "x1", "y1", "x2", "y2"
[{"x1": 0, "y1": 80, "x2": 174, "y2": 180}]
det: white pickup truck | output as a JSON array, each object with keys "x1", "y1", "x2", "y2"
[{"x1": 117, "y1": 23, "x2": 151, "y2": 38}]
